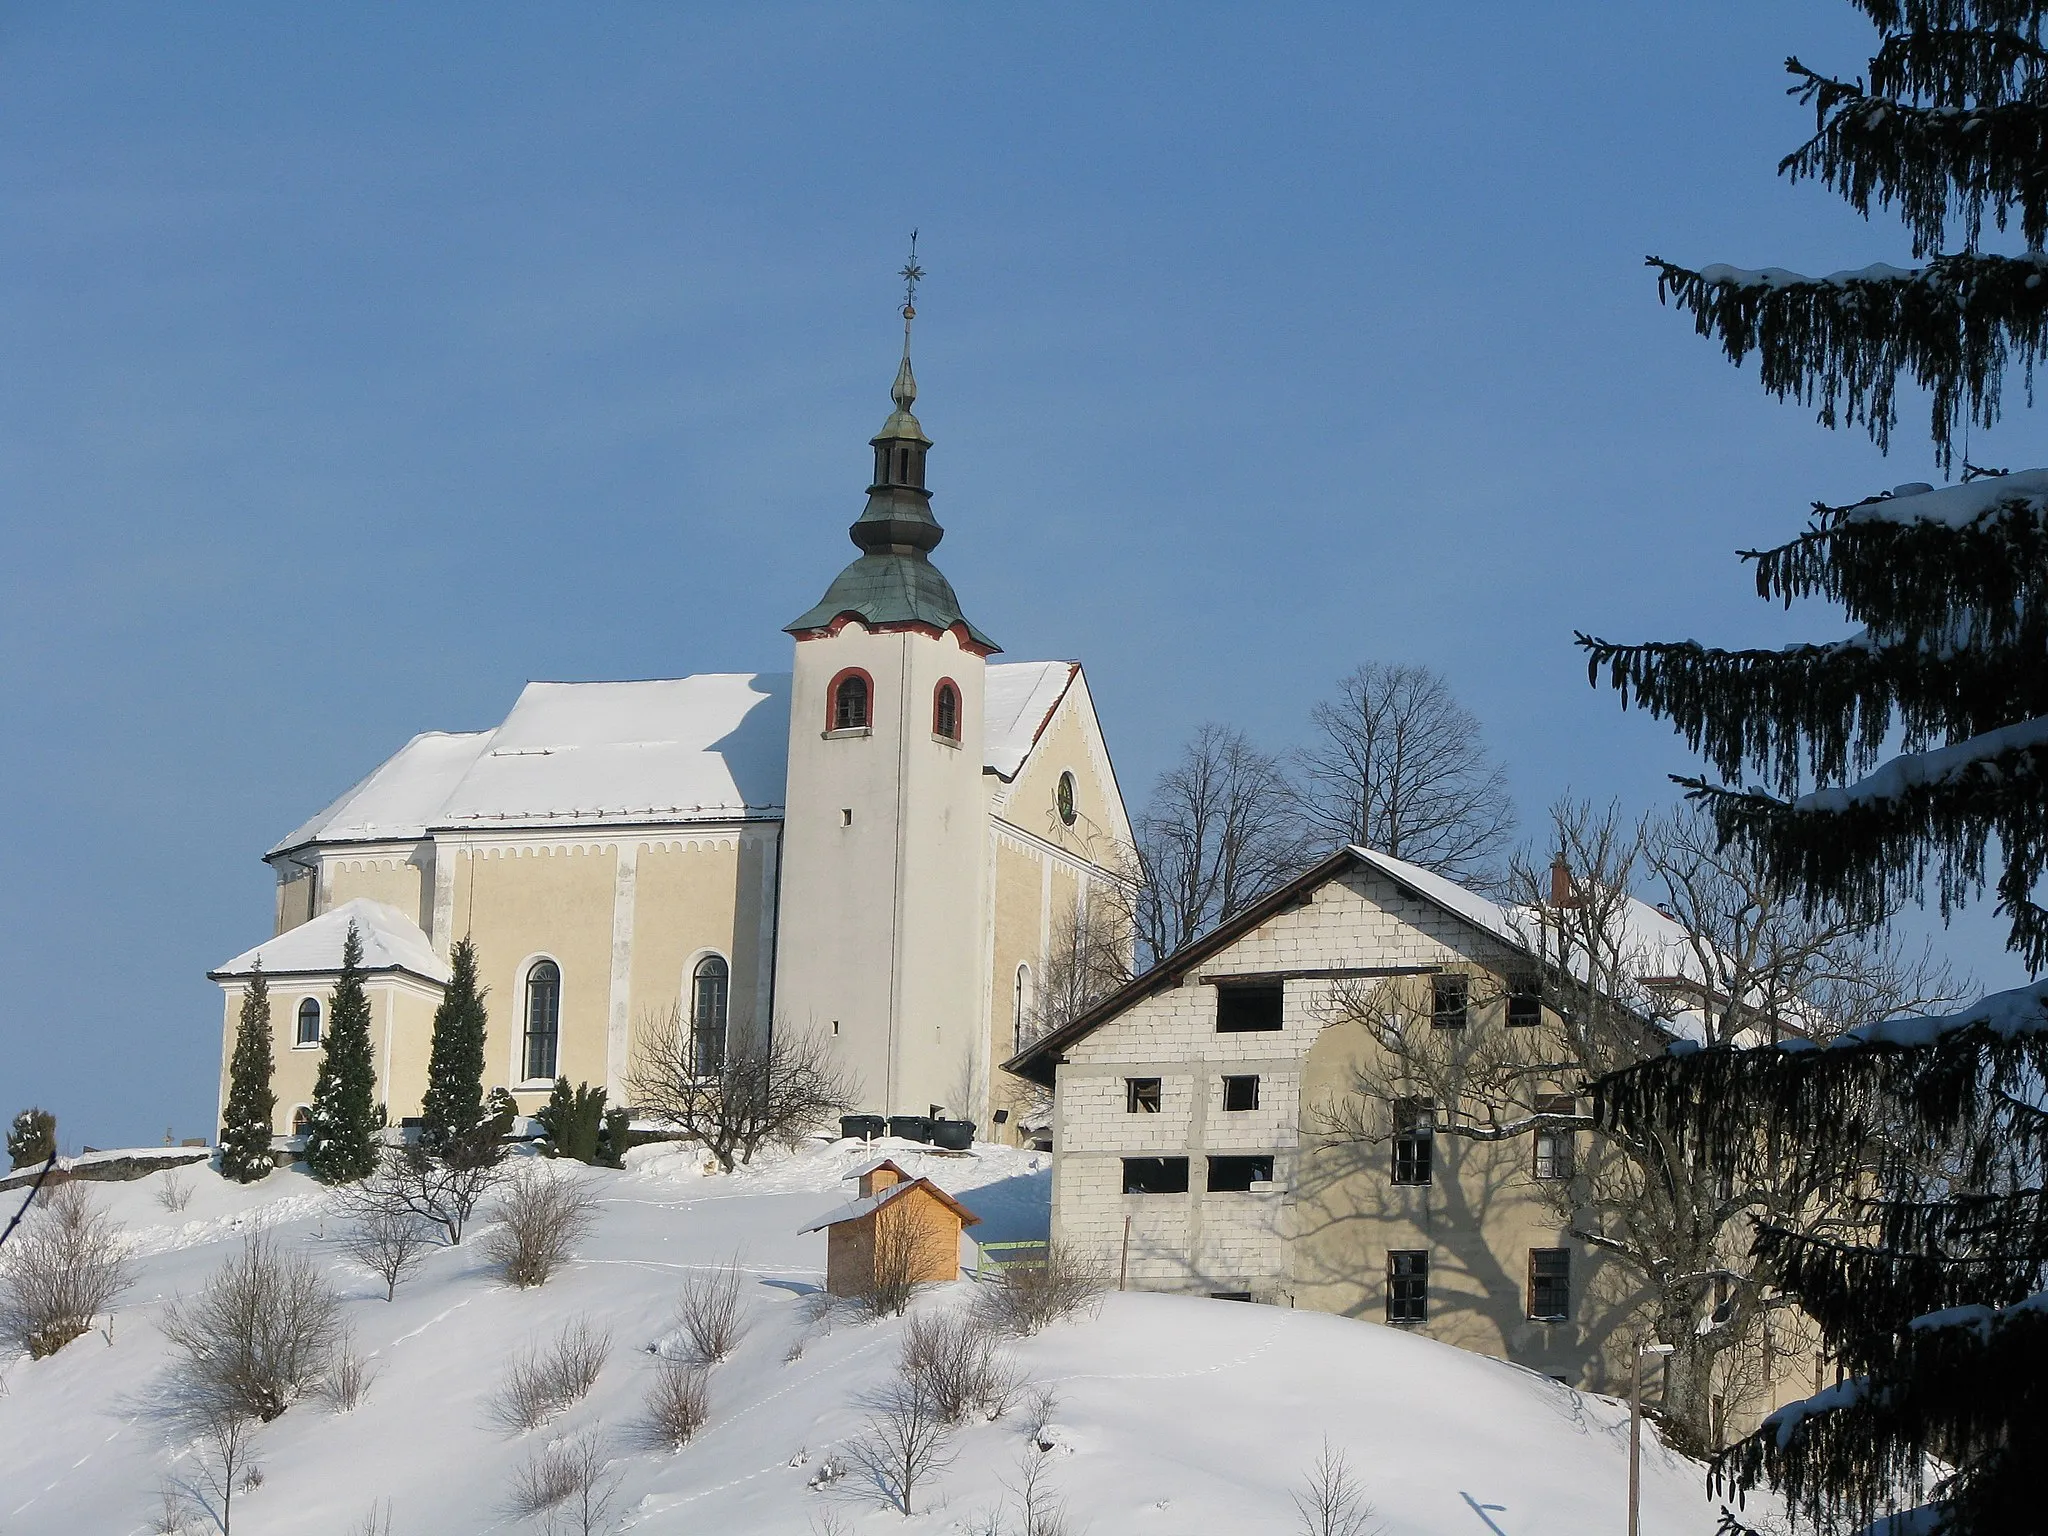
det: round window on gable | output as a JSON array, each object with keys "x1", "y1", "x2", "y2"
[{"x1": 1056, "y1": 771, "x2": 1078, "y2": 827}]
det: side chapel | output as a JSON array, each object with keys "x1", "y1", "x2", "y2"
[{"x1": 209, "y1": 290, "x2": 1134, "y2": 1144}]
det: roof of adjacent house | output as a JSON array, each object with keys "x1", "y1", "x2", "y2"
[
  {"x1": 1000, "y1": 844, "x2": 1761, "y2": 1086},
  {"x1": 796, "y1": 1175, "x2": 981, "y2": 1235},
  {"x1": 208, "y1": 897, "x2": 451, "y2": 984},
  {"x1": 271, "y1": 663, "x2": 1085, "y2": 857}
]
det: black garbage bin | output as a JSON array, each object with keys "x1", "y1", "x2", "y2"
[
  {"x1": 839, "y1": 1114, "x2": 886, "y2": 1143},
  {"x1": 886, "y1": 1115, "x2": 934, "y2": 1143},
  {"x1": 930, "y1": 1118, "x2": 975, "y2": 1151}
]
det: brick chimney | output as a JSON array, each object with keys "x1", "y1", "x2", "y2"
[{"x1": 1549, "y1": 855, "x2": 1575, "y2": 908}]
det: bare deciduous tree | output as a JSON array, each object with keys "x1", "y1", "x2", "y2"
[
  {"x1": 0, "y1": 1181, "x2": 132, "y2": 1357},
  {"x1": 631, "y1": 1019, "x2": 857, "y2": 1174},
  {"x1": 1134, "y1": 723, "x2": 1308, "y2": 964},
  {"x1": 969, "y1": 1242, "x2": 1106, "y2": 1337},
  {"x1": 336, "y1": 1198, "x2": 432, "y2": 1301},
  {"x1": 1007, "y1": 896, "x2": 1134, "y2": 1128},
  {"x1": 337, "y1": 1144, "x2": 505, "y2": 1248},
  {"x1": 482, "y1": 1164, "x2": 597, "y2": 1289},
  {"x1": 159, "y1": 1233, "x2": 342, "y2": 1423},
  {"x1": 1290, "y1": 1437, "x2": 1379, "y2": 1536},
  {"x1": 853, "y1": 1199, "x2": 928, "y2": 1320},
  {"x1": 899, "y1": 1309, "x2": 1018, "y2": 1425},
  {"x1": 1290, "y1": 662, "x2": 1515, "y2": 883},
  {"x1": 1312, "y1": 798, "x2": 1966, "y2": 1453},
  {"x1": 166, "y1": 1404, "x2": 261, "y2": 1536},
  {"x1": 847, "y1": 1376, "x2": 957, "y2": 1516}
]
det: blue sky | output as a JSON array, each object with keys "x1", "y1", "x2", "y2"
[{"x1": 1, "y1": 3, "x2": 2031, "y2": 1149}]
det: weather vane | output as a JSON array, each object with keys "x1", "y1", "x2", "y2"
[{"x1": 899, "y1": 230, "x2": 923, "y2": 322}]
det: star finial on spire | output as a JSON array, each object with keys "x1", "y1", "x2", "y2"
[{"x1": 899, "y1": 229, "x2": 923, "y2": 323}]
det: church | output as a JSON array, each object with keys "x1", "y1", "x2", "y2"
[{"x1": 209, "y1": 296, "x2": 1135, "y2": 1147}]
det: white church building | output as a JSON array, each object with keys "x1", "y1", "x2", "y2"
[{"x1": 210, "y1": 307, "x2": 1135, "y2": 1144}]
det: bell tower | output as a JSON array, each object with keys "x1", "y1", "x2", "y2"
[{"x1": 774, "y1": 250, "x2": 998, "y2": 1123}]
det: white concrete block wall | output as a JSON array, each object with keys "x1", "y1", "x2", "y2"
[{"x1": 1048, "y1": 865, "x2": 1514, "y2": 1300}]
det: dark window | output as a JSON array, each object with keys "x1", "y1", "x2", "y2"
[
  {"x1": 1387, "y1": 1250, "x2": 1429, "y2": 1323},
  {"x1": 524, "y1": 960, "x2": 561, "y2": 1081},
  {"x1": 1126, "y1": 1077, "x2": 1162, "y2": 1113},
  {"x1": 1056, "y1": 770, "x2": 1078, "y2": 827},
  {"x1": 832, "y1": 673, "x2": 870, "y2": 731},
  {"x1": 1013, "y1": 964, "x2": 1031, "y2": 1055},
  {"x1": 291, "y1": 1105, "x2": 312, "y2": 1136},
  {"x1": 296, "y1": 997, "x2": 321, "y2": 1046},
  {"x1": 1432, "y1": 974, "x2": 1469, "y2": 1029},
  {"x1": 1121, "y1": 1157, "x2": 1189, "y2": 1195},
  {"x1": 1210, "y1": 1291, "x2": 1254, "y2": 1302},
  {"x1": 1392, "y1": 1097, "x2": 1434, "y2": 1185},
  {"x1": 1222, "y1": 1075, "x2": 1260, "y2": 1112},
  {"x1": 1206, "y1": 1155, "x2": 1274, "y2": 1192},
  {"x1": 897, "y1": 446, "x2": 910, "y2": 481},
  {"x1": 933, "y1": 682, "x2": 960, "y2": 740},
  {"x1": 1216, "y1": 983, "x2": 1283, "y2": 1033},
  {"x1": 1533, "y1": 1094, "x2": 1576, "y2": 1181},
  {"x1": 1529, "y1": 1247, "x2": 1571, "y2": 1321},
  {"x1": 1507, "y1": 973, "x2": 1543, "y2": 1028},
  {"x1": 691, "y1": 955, "x2": 730, "y2": 1077}
]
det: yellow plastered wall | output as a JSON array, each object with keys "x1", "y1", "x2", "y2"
[{"x1": 217, "y1": 973, "x2": 443, "y2": 1135}]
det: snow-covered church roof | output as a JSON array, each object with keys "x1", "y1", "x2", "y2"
[
  {"x1": 209, "y1": 898, "x2": 450, "y2": 983},
  {"x1": 272, "y1": 662, "x2": 1083, "y2": 856}
]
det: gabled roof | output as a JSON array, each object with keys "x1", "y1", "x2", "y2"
[
  {"x1": 270, "y1": 665, "x2": 1083, "y2": 858},
  {"x1": 208, "y1": 898, "x2": 451, "y2": 985},
  {"x1": 796, "y1": 1175, "x2": 981, "y2": 1235}
]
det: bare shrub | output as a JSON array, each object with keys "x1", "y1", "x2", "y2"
[
  {"x1": 971, "y1": 1242, "x2": 1106, "y2": 1338},
  {"x1": 156, "y1": 1168, "x2": 195, "y2": 1214},
  {"x1": 846, "y1": 1377, "x2": 957, "y2": 1516},
  {"x1": 322, "y1": 1326, "x2": 377, "y2": 1412},
  {"x1": 900, "y1": 1309, "x2": 1018, "y2": 1425},
  {"x1": 1291, "y1": 1438, "x2": 1379, "y2": 1536},
  {"x1": 630, "y1": 1019, "x2": 856, "y2": 1172},
  {"x1": 337, "y1": 1198, "x2": 432, "y2": 1301},
  {"x1": 164, "y1": 1405, "x2": 261, "y2": 1536},
  {"x1": 675, "y1": 1258, "x2": 749, "y2": 1363},
  {"x1": 159, "y1": 1232, "x2": 342, "y2": 1422},
  {"x1": 1021, "y1": 1383, "x2": 1059, "y2": 1447},
  {"x1": 638, "y1": 1354, "x2": 710, "y2": 1450},
  {"x1": 346, "y1": 1501, "x2": 393, "y2": 1536},
  {"x1": 337, "y1": 1144, "x2": 504, "y2": 1247},
  {"x1": 489, "y1": 1317, "x2": 610, "y2": 1433},
  {"x1": 481, "y1": 1163, "x2": 596, "y2": 1289},
  {"x1": 853, "y1": 1199, "x2": 926, "y2": 1320},
  {"x1": 973, "y1": 1446, "x2": 1073, "y2": 1536},
  {"x1": 0, "y1": 1181, "x2": 132, "y2": 1357},
  {"x1": 507, "y1": 1430, "x2": 621, "y2": 1532}
]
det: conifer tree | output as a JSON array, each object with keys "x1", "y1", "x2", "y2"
[
  {"x1": 418, "y1": 937, "x2": 488, "y2": 1155},
  {"x1": 304, "y1": 921, "x2": 381, "y2": 1184},
  {"x1": 219, "y1": 961, "x2": 277, "y2": 1183},
  {"x1": 1583, "y1": 6, "x2": 2048, "y2": 1532}
]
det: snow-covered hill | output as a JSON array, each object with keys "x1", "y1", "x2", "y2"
[{"x1": 0, "y1": 1141, "x2": 1743, "y2": 1534}]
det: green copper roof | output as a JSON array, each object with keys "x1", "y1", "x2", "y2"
[{"x1": 785, "y1": 551, "x2": 999, "y2": 650}]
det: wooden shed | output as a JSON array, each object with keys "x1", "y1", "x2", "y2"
[{"x1": 798, "y1": 1158, "x2": 981, "y2": 1298}]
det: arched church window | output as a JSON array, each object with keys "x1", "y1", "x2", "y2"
[
  {"x1": 1014, "y1": 963, "x2": 1032, "y2": 1055},
  {"x1": 1056, "y1": 771, "x2": 1078, "y2": 827},
  {"x1": 291, "y1": 1105, "x2": 312, "y2": 1136},
  {"x1": 832, "y1": 671, "x2": 871, "y2": 732},
  {"x1": 691, "y1": 955, "x2": 730, "y2": 1077},
  {"x1": 933, "y1": 680, "x2": 960, "y2": 741},
  {"x1": 296, "y1": 997, "x2": 321, "y2": 1046},
  {"x1": 524, "y1": 959, "x2": 561, "y2": 1082}
]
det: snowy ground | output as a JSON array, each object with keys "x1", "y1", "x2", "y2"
[{"x1": 0, "y1": 1140, "x2": 1745, "y2": 1534}]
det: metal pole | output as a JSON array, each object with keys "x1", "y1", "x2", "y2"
[
  {"x1": 1118, "y1": 1214, "x2": 1132, "y2": 1291},
  {"x1": 1628, "y1": 1348, "x2": 1643, "y2": 1536}
]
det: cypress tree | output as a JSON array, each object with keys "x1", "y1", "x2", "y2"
[
  {"x1": 219, "y1": 960, "x2": 277, "y2": 1183},
  {"x1": 1583, "y1": 6, "x2": 2048, "y2": 1532},
  {"x1": 418, "y1": 937, "x2": 488, "y2": 1155},
  {"x1": 304, "y1": 921, "x2": 381, "y2": 1184}
]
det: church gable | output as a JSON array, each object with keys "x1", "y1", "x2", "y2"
[{"x1": 991, "y1": 666, "x2": 1133, "y2": 860}]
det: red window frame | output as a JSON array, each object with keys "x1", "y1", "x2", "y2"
[
  {"x1": 826, "y1": 667, "x2": 875, "y2": 732},
  {"x1": 932, "y1": 678, "x2": 961, "y2": 740}
]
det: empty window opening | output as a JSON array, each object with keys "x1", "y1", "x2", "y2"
[
  {"x1": 691, "y1": 954, "x2": 729, "y2": 1077},
  {"x1": 840, "y1": 808, "x2": 853, "y2": 827},
  {"x1": 1392, "y1": 1097, "x2": 1434, "y2": 1185},
  {"x1": 1206, "y1": 1155, "x2": 1274, "y2": 1192},
  {"x1": 933, "y1": 681, "x2": 960, "y2": 741},
  {"x1": 831, "y1": 1019, "x2": 840, "y2": 1036},
  {"x1": 1386, "y1": 1250, "x2": 1429, "y2": 1323},
  {"x1": 1432, "y1": 974, "x2": 1469, "y2": 1029},
  {"x1": 524, "y1": 959, "x2": 562, "y2": 1082},
  {"x1": 1121, "y1": 1157, "x2": 1189, "y2": 1195},
  {"x1": 1528, "y1": 1247, "x2": 1571, "y2": 1321},
  {"x1": 1533, "y1": 1094, "x2": 1576, "y2": 1181},
  {"x1": 1222, "y1": 1074, "x2": 1260, "y2": 1112},
  {"x1": 1126, "y1": 1077, "x2": 1162, "y2": 1113},
  {"x1": 295, "y1": 997, "x2": 322, "y2": 1046},
  {"x1": 1216, "y1": 983, "x2": 1283, "y2": 1033},
  {"x1": 897, "y1": 446, "x2": 910, "y2": 481},
  {"x1": 1210, "y1": 1291, "x2": 1254, "y2": 1302},
  {"x1": 831, "y1": 672, "x2": 871, "y2": 731},
  {"x1": 1507, "y1": 972, "x2": 1543, "y2": 1027}
]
